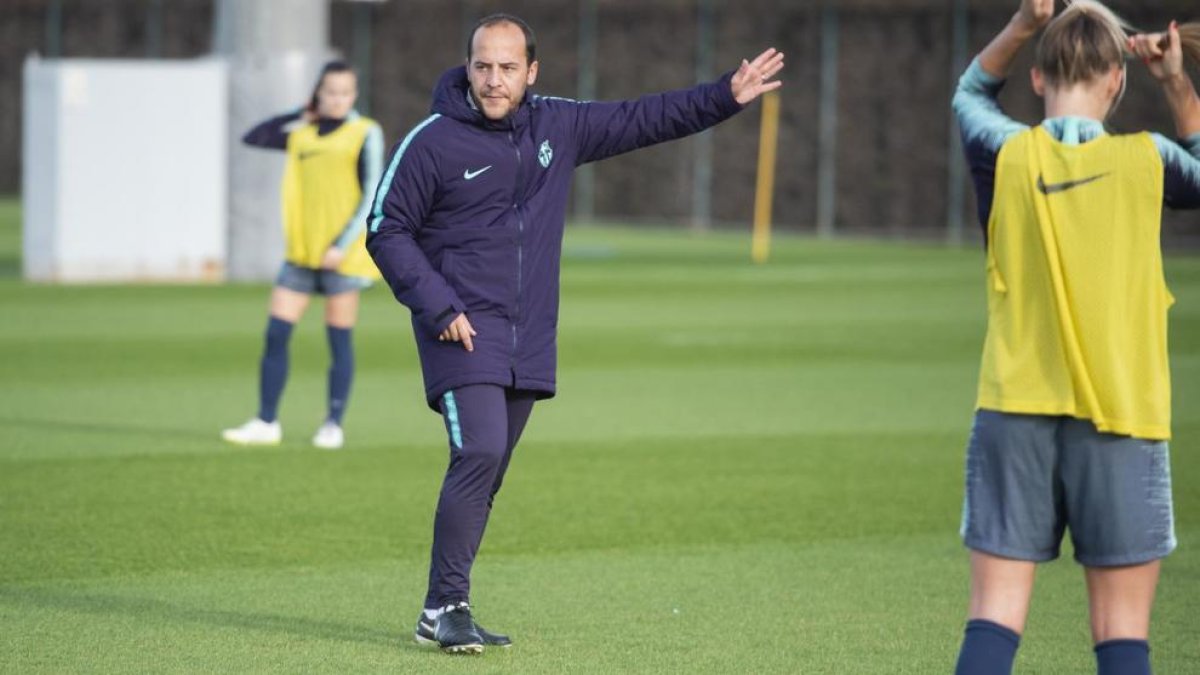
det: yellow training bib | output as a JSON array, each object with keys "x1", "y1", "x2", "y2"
[
  {"x1": 978, "y1": 126, "x2": 1173, "y2": 439},
  {"x1": 282, "y1": 116, "x2": 381, "y2": 279}
]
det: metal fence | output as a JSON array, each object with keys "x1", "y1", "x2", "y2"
[{"x1": 3, "y1": 0, "x2": 1199, "y2": 243}]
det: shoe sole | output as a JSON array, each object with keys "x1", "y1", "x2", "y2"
[
  {"x1": 221, "y1": 436, "x2": 281, "y2": 446},
  {"x1": 416, "y1": 628, "x2": 510, "y2": 649},
  {"x1": 441, "y1": 643, "x2": 483, "y2": 655},
  {"x1": 413, "y1": 632, "x2": 437, "y2": 647}
]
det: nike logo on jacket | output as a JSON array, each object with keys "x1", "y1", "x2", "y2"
[{"x1": 463, "y1": 166, "x2": 493, "y2": 180}]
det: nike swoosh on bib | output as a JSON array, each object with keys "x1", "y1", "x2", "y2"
[
  {"x1": 463, "y1": 166, "x2": 493, "y2": 180},
  {"x1": 1036, "y1": 172, "x2": 1109, "y2": 195}
]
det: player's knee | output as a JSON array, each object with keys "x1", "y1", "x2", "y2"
[
  {"x1": 264, "y1": 317, "x2": 294, "y2": 352},
  {"x1": 458, "y1": 436, "x2": 507, "y2": 469}
]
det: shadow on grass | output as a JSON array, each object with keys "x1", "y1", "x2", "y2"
[
  {"x1": 0, "y1": 255, "x2": 18, "y2": 279},
  {"x1": 0, "y1": 415, "x2": 217, "y2": 443},
  {"x1": 0, "y1": 586, "x2": 403, "y2": 648}
]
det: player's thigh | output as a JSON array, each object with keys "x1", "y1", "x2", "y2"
[
  {"x1": 1060, "y1": 419, "x2": 1176, "y2": 567},
  {"x1": 324, "y1": 289, "x2": 361, "y2": 328},
  {"x1": 270, "y1": 263, "x2": 318, "y2": 321},
  {"x1": 439, "y1": 384, "x2": 510, "y2": 460},
  {"x1": 961, "y1": 410, "x2": 1065, "y2": 562},
  {"x1": 268, "y1": 286, "x2": 312, "y2": 323},
  {"x1": 968, "y1": 550, "x2": 1037, "y2": 632},
  {"x1": 503, "y1": 389, "x2": 538, "y2": 451},
  {"x1": 1083, "y1": 560, "x2": 1160, "y2": 642}
]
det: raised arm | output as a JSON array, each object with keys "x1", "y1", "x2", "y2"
[
  {"x1": 978, "y1": 0, "x2": 1053, "y2": 79},
  {"x1": 1129, "y1": 22, "x2": 1200, "y2": 138},
  {"x1": 952, "y1": 2, "x2": 1049, "y2": 231},
  {"x1": 242, "y1": 109, "x2": 309, "y2": 150},
  {"x1": 571, "y1": 48, "x2": 783, "y2": 165},
  {"x1": 365, "y1": 117, "x2": 466, "y2": 337}
]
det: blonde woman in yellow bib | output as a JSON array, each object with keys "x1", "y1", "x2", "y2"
[
  {"x1": 223, "y1": 61, "x2": 384, "y2": 450},
  {"x1": 951, "y1": 2, "x2": 1200, "y2": 673}
]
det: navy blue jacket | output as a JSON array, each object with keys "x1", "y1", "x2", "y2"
[{"x1": 367, "y1": 66, "x2": 743, "y2": 410}]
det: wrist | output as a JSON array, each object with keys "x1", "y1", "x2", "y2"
[
  {"x1": 1008, "y1": 13, "x2": 1041, "y2": 40},
  {"x1": 1160, "y1": 71, "x2": 1193, "y2": 94}
]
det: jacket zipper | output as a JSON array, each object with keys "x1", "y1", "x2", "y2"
[{"x1": 510, "y1": 130, "x2": 524, "y2": 372}]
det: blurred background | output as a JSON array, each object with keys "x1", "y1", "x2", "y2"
[
  {"x1": 4, "y1": 4, "x2": 1200, "y2": 671},
  {"x1": 2, "y1": 0, "x2": 1199, "y2": 284}
]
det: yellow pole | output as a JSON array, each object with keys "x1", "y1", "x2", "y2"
[{"x1": 752, "y1": 91, "x2": 780, "y2": 264}]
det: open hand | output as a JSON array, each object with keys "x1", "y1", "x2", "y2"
[
  {"x1": 731, "y1": 48, "x2": 785, "y2": 106},
  {"x1": 439, "y1": 313, "x2": 476, "y2": 352}
]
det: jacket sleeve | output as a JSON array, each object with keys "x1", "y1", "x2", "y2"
[
  {"x1": 1153, "y1": 132, "x2": 1200, "y2": 210},
  {"x1": 365, "y1": 126, "x2": 465, "y2": 335},
  {"x1": 951, "y1": 58, "x2": 1028, "y2": 233},
  {"x1": 334, "y1": 122, "x2": 385, "y2": 249},
  {"x1": 570, "y1": 71, "x2": 744, "y2": 165},
  {"x1": 242, "y1": 109, "x2": 303, "y2": 150}
]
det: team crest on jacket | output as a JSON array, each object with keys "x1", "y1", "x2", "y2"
[{"x1": 538, "y1": 140, "x2": 553, "y2": 168}]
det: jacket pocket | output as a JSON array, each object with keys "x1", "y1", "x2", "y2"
[{"x1": 440, "y1": 247, "x2": 515, "y2": 313}]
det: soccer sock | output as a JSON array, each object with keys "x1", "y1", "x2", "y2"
[
  {"x1": 326, "y1": 325, "x2": 354, "y2": 425},
  {"x1": 257, "y1": 316, "x2": 294, "y2": 424},
  {"x1": 423, "y1": 607, "x2": 442, "y2": 621},
  {"x1": 954, "y1": 619, "x2": 1020, "y2": 675},
  {"x1": 1095, "y1": 639, "x2": 1151, "y2": 675}
]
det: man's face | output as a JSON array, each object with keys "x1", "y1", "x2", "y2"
[{"x1": 467, "y1": 22, "x2": 538, "y2": 121}]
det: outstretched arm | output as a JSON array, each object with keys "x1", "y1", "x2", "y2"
[
  {"x1": 571, "y1": 48, "x2": 784, "y2": 165},
  {"x1": 1130, "y1": 22, "x2": 1200, "y2": 138}
]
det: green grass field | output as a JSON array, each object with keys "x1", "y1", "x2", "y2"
[{"x1": 1, "y1": 198, "x2": 1198, "y2": 673}]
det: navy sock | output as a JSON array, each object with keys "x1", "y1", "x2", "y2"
[
  {"x1": 954, "y1": 619, "x2": 1020, "y2": 675},
  {"x1": 257, "y1": 316, "x2": 293, "y2": 423},
  {"x1": 1095, "y1": 639, "x2": 1151, "y2": 675},
  {"x1": 326, "y1": 325, "x2": 354, "y2": 425}
]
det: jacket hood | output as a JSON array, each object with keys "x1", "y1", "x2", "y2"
[{"x1": 430, "y1": 66, "x2": 532, "y2": 131}]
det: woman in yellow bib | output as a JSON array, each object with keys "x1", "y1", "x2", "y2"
[
  {"x1": 951, "y1": 2, "x2": 1200, "y2": 674},
  {"x1": 223, "y1": 61, "x2": 384, "y2": 450}
]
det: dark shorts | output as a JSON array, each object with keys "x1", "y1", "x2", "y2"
[
  {"x1": 960, "y1": 409, "x2": 1176, "y2": 567},
  {"x1": 275, "y1": 262, "x2": 373, "y2": 296}
]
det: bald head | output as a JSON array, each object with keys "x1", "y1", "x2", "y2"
[{"x1": 466, "y1": 13, "x2": 536, "y2": 65}]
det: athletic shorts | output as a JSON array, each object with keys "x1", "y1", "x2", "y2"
[
  {"x1": 960, "y1": 409, "x2": 1176, "y2": 567},
  {"x1": 275, "y1": 261, "x2": 373, "y2": 296}
]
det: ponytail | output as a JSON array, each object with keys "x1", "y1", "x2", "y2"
[
  {"x1": 1036, "y1": 1, "x2": 1130, "y2": 87},
  {"x1": 1175, "y1": 23, "x2": 1200, "y2": 67}
]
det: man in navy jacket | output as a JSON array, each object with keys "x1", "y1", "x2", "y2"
[{"x1": 366, "y1": 12, "x2": 784, "y2": 654}]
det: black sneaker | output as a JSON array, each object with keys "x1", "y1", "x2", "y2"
[
  {"x1": 414, "y1": 613, "x2": 437, "y2": 646},
  {"x1": 473, "y1": 620, "x2": 512, "y2": 648},
  {"x1": 433, "y1": 603, "x2": 484, "y2": 654},
  {"x1": 415, "y1": 609, "x2": 512, "y2": 648}
]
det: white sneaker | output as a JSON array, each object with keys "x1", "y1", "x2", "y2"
[
  {"x1": 312, "y1": 421, "x2": 344, "y2": 450},
  {"x1": 221, "y1": 418, "x2": 281, "y2": 446}
]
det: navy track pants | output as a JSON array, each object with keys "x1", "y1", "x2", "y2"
[{"x1": 425, "y1": 384, "x2": 536, "y2": 607}]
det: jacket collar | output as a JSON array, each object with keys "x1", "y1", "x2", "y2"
[{"x1": 431, "y1": 66, "x2": 533, "y2": 132}]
